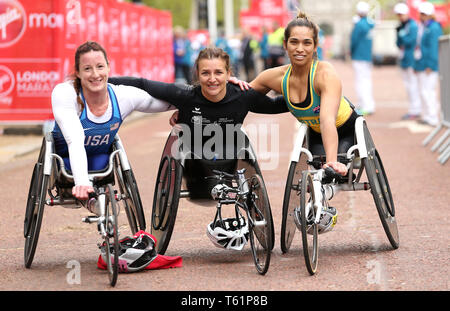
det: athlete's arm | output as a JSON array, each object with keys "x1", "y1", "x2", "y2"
[
  {"x1": 315, "y1": 62, "x2": 347, "y2": 176},
  {"x1": 108, "y1": 77, "x2": 190, "y2": 108},
  {"x1": 111, "y1": 84, "x2": 175, "y2": 119},
  {"x1": 247, "y1": 90, "x2": 288, "y2": 114},
  {"x1": 249, "y1": 66, "x2": 286, "y2": 94},
  {"x1": 51, "y1": 82, "x2": 93, "y2": 198}
]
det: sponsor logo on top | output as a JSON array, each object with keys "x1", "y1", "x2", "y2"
[{"x1": 0, "y1": 0, "x2": 26, "y2": 48}]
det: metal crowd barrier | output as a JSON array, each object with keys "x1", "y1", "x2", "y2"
[{"x1": 423, "y1": 34, "x2": 450, "y2": 165}]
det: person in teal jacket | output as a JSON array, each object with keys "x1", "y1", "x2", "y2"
[
  {"x1": 414, "y1": 1, "x2": 443, "y2": 126},
  {"x1": 317, "y1": 28, "x2": 324, "y2": 60},
  {"x1": 394, "y1": 2, "x2": 420, "y2": 120},
  {"x1": 350, "y1": 1, "x2": 375, "y2": 115},
  {"x1": 260, "y1": 27, "x2": 270, "y2": 69}
]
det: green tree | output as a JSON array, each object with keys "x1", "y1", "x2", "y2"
[
  {"x1": 127, "y1": 0, "x2": 242, "y2": 30},
  {"x1": 142, "y1": 0, "x2": 192, "y2": 28}
]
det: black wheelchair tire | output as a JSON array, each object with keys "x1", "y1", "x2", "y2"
[
  {"x1": 151, "y1": 155, "x2": 172, "y2": 231},
  {"x1": 280, "y1": 161, "x2": 303, "y2": 253},
  {"x1": 363, "y1": 124, "x2": 399, "y2": 249},
  {"x1": 248, "y1": 174, "x2": 273, "y2": 275},
  {"x1": 151, "y1": 156, "x2": 182, "y2": 255},
  {"x1": 300, "y1": 171, "x2": 319, "y2": 275},
  {"x1": 24, "y1": 167, "x2": 48, "y2": 269},
  {"x1": 105, "y1": 184, "x2": 119, "y2": 287},
  {"x1": 24, "y1": 163, "x2": 39, "y2": 238}
]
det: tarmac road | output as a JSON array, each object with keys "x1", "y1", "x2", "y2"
[{"x1": 0, "y1": 61, "x2": 448, "y2": 295}]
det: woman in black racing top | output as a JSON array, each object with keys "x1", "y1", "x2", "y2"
[{"x1": 109, "y1": 47, "x2": 288, "y2": 197}]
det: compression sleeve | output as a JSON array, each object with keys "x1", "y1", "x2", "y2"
[
  {"x1": 51, "y1": 82, "x2": 91, "y2": 186},
  {"x1": 108, "y1": 77, "x2": 191, "y2": 108},
  {"x1": 247, "y1": 90, "x2": 289, "y2": 114}
]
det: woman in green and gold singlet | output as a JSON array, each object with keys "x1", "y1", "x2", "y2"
[{"x1": 248, "y1": 10, "x2": 359, "y2": 176}]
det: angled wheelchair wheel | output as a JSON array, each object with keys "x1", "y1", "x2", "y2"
[
  {"x1": 248, "y1": 174, "x2": 273, "y2": 275},
  {"x1": 24, "y1": 139, "x2": 49, "y2": 268},
  {"x1": 281, "y1": 154, "x2": 308, "y2": 253},
  {"x1": 299, "y1": 171, "x2": 319, "y2": 275},
  {"x1": 237, "y1": 158, "x2": 275, "y2": 251},
  {"x1": 363, "y1": 123, "x2": 399, "y2": 249},
  {"x1": 104, "y1": 184, "x2": 119, "y2": 287},
  {"x1": 151, "y1": 156, "x2": 182, "y2": 254},
  {"x1": 114, "y1": 161, "x2": 146, "y2": 234}
]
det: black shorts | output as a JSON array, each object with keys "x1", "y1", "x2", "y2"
[{"x1": 308, "y1": 109, "x2": 358, "y2": 158}]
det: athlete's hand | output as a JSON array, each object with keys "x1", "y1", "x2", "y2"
[
  {"x1": 169, "y1": 110, "x2": 179, "y2": 126},
  {"x1": 228, "y1": 76, "x2": 250, "y2": 91},
  {"x1": 72, "y1": 185, "x2": 95, "y2": 200},
  {"x1": 169, "y1": 110, "x2": 183, "y2": 133},
  {"x1": 323, "y1": 161, "x2": 347, "y2": 176}
]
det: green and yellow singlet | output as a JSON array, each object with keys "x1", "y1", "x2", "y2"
[{"x1": 281, "y1": 60, "x2": 352, "y2": 133}]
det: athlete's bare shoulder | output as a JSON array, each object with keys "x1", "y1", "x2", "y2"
[
  {"x1": 250, "y1": 65, "x2": 289, "y2": 94},
  {"x1": 315, "y1": 60, "x2": 341, "y2": 91}
]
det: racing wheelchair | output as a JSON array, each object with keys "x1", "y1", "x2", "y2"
[
  {"x1": 24, "y1": 133, "x2": 145, "y2": 286},
  {"x1": 280, "y1": 116, "x2": 399, "y2": 275},
  {"x1": 150, "y1": 128, "x2": 275, "y2": 273}
]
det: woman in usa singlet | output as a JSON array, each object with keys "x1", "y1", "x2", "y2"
[{"x1": 51, "y1": 41, "x2": 173, "y2": 200}]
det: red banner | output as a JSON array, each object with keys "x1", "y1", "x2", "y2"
[
  {"x1": 240, "y1": 0, "x2": 291, "y2": 38},
  {"x1": 0, "y1": 0, "x2": 174, "y2": 122}
]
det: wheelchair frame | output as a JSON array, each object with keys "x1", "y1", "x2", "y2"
[
  {"x1": 280, "y1": 116, "x2": 399, "y2": 274},
  {"x1": 208, "y1": 168, "x2": 273, "y2": 275},
  {"x1": 23, "y1": 133, "x2": 145, "y2": 286},
  {"x1": 150, "y1": 128, "x2": 275, "y2": 255}
]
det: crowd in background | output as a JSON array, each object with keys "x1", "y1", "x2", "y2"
[
  {"x1": 172, "y1": 21, "x2": 324, "y2": 84},
  {"x1": 172, "y1": 1, "x2": 443, "y2": 126},
  {"x1": 350, "y1": 1, "x2": 443, "y2": 126}
]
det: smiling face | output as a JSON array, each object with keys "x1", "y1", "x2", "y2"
[
  {"x1": 284, "y1": 25, "x2": 317, "y2": 66},
  {"x1": 76, "y1": 50, "x2": 110, "y2": 94},
  {"x1": 197, "y1": 57, "x2": 230, "y2": 102}
]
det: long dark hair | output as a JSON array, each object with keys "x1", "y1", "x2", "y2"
[{"x1": 71, "y1": 41, "x2": 109, "y2": 109}]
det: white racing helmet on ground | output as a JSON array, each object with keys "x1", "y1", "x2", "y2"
[
  {"x1": 100, "y1": 231, "x2": 157, "y2": 273},
  {"x1": 207, "y1": 216, "x2": 249, "y2": 251}
]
